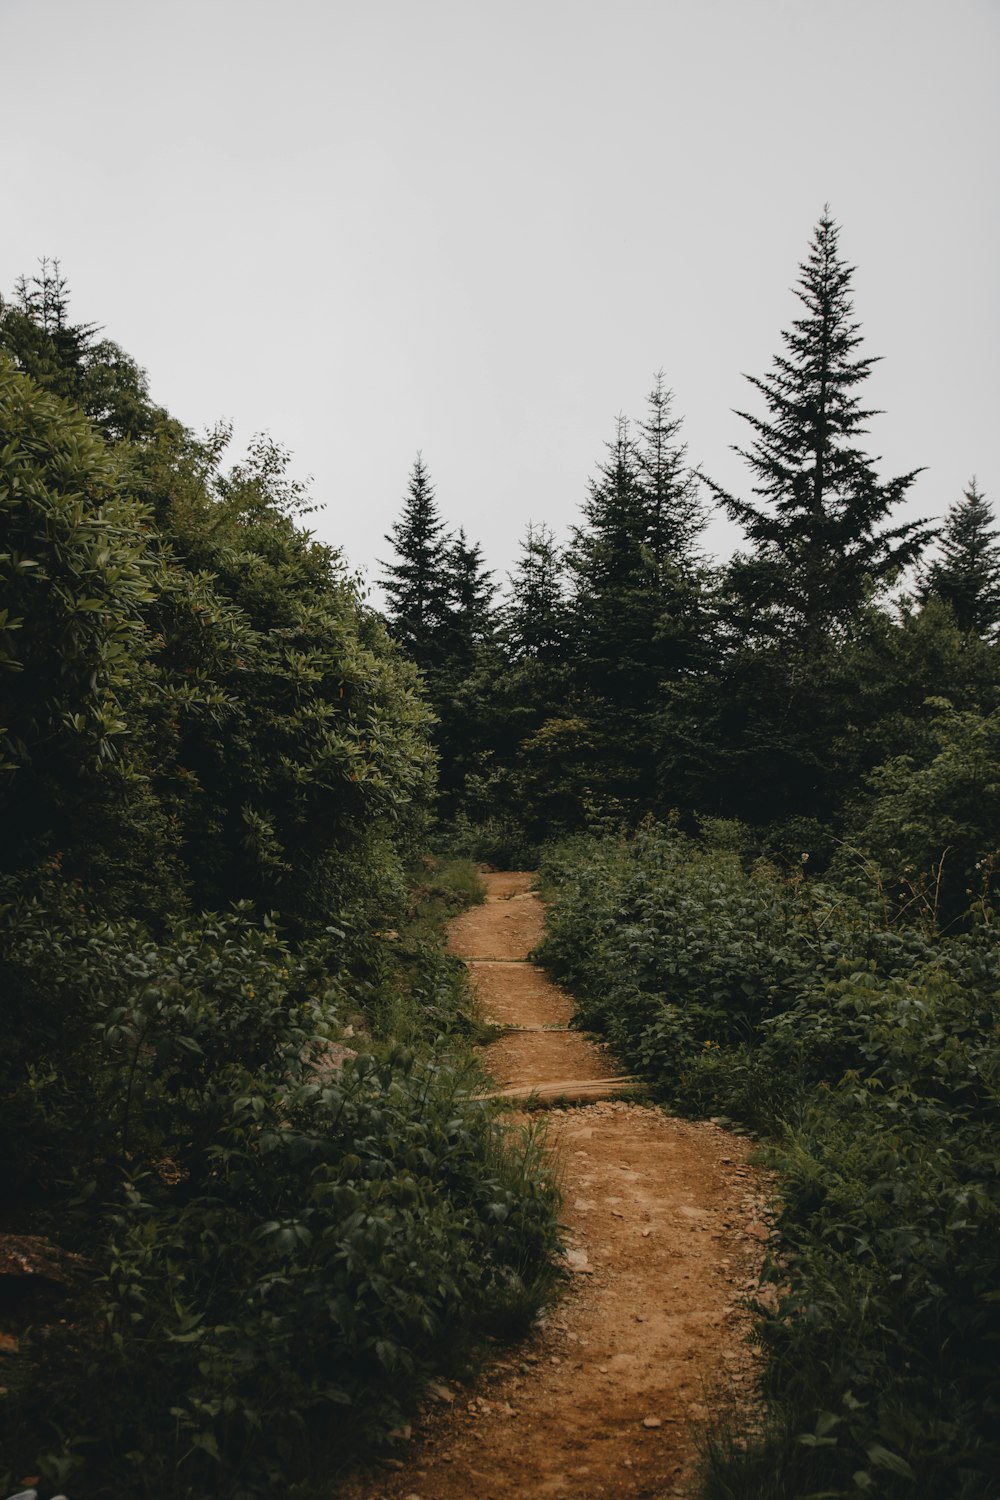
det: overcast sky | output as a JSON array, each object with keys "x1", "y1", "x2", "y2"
[{"x1": 3, "y1": 0, "x2": 998, "y2": 597}]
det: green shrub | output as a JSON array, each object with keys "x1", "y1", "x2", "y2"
[
  {"x1": 0, "y1": 361, "x2": 560, "y2": 1498},
  {"x1": 0, "y1": 899, "x2": 561, "y2": 1498},
  {"x1": 539, "y1": 823, "x2": 1000, "y2": 1497},
  {"x1": 847, "y1": 704, "x2": 1000, "y2": 924}
]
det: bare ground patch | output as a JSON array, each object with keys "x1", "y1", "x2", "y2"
[{"x1": 339, "y1": 874, "x2": 771, "y2": 1499}]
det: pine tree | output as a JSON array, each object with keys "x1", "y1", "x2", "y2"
[
  {"x1": 688, "y1": 213, "x2": 937, "y2": 836},
  {"x1": 504, "y1": 521, "x2": 566, "y2": 664},
  {"x1": 567, "y1": 412, "x2": 648, "y2": 701},
  {"x1": 564, "y1": 395, "x2": 709, "y2": 812},
  {"x1": 707, "y1": 210, "x2": 930, "y2": 645},
  {"x1": 442, "y1": 527, "x2": 495, "y2": 674},
  {"x1": 920, "y1": 479, "x2": 1000, "y2": 637},
  {"x1": 380, "y1": 454, "x2": 449, "y2": 669},
  {"x1": 636, "y1": 371, "x2": 705, "y2": 562},
  {"x1": 1, "y1": 258, "x2": 94, "y2": 402},
  {"x1": 429, "y1": 528, "x2": 498, "y2": 812},
  {"x1": 568, "y1": 393, "x2": 705, "y2": 715}
]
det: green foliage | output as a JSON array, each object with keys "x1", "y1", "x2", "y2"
[
  {"x1": 133, "y1": 427, "x2": 435, "y2": 933},
  {"x1": 539, "y1": 824, "x2": 1000, "y2": 1498},
  {"x1": 919, "y1": 478, "x2": 1000, "y2": 638},
  {"x1": 0, "y1": 259, "x2": 161, "y2": 442},
  {"x1": 380, "y1": 455, "x2": 501, "y2": 815},
  {"x1": 380, "y1": 452, "x2": 451, "y2": 666},
  {"x1": 503, "y1": 520, "x2": 567, "y2": 665},
  {"x1": 565, "y1": 386, "x2": 711, "y2": 812},
  {"x1": 0, "y1": 359, "x2": 154, "y2": 777},
  {"x1": 681, "y1": 212, "x2": 938, "y2": 837},
  {"x1": 848, "y1": 704, "x2": 1000, "y2": 923},
  {"x1": 0, "y1": 358, "x2": 169, "y2": 916},
  {"x1": 1, "y1": 293, "x2": 560, "y2": 1497},
  {"x1": 705, "y1": 210, "x2": 929, "y2": 646},
  {"x1": 1, "y1": 900, "x2": 560, "y2": 1498}
]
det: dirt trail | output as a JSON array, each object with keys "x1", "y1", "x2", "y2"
[{"x1": 341, "y1": 873, "x2": 770, "y2": 1500}]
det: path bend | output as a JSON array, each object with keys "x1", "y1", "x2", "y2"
[{"x1": 343, "y1": 872, "x2": 771, "y2": 1500}]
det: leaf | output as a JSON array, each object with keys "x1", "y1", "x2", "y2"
[
  {"x1": 191, "y1": 1432, "x2": 221, "y2": 1462},
  {"x1": 865, "y1": 1442, "x2": 915, "y2": 1479}
]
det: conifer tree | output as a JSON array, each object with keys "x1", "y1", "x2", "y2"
[
  {"x1": 689, "y1": 213, "x2": 936, "y2": 836},
  {"x1": 636, "y1": 371, "x2": 705, "y2": 562},
  {"x1": 504, "y1": 521, "x2": 566, "y2": 663},
  {"x1": 567, "y1": 413, "x2": 649, "y2": 701},
  {"x1": 707, "y1": 210, "x2": 930, "y2": 645},
  {"x1": 920, "y1": 478, "x2": 1000, "y2": 637},
  {"x1": 380, "y1": 453, "x2": 449, "y2": 669},
  {"x1": 441, "y1": 526, "x2": 496, "y2": 675},
  {"x1": 568, "y1": 392, "x2": 705, "y2": 715},
  {"x1": 0, "y1": 259, "x2": 158, "y2": 442},
  {"x1": 429, "y1": 528, "x2": 498, "y2": 812}
]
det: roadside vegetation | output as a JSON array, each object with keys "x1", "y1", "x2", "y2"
[
  {"x1": 537, "y1": 823, "x2": 999, "y2": 1498},
  {"x1": 0, "y1": 290, "x2": 558, "y2": 1499}
]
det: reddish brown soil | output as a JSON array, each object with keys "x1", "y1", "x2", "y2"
[
  {"x1": 464, "y1": 959, "x2": 574, "y2": 1029},
  {"x1": 340, "y1": 873, "x2": 771, "y2": 1500}
]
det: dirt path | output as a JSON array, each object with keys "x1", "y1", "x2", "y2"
[{"x1": 341, "y1": 873, "x2": 771, "y2": 1499}]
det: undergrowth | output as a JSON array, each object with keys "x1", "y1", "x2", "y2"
[
  {"x1": 537, "y1": 823, "x2": 1000, "y2": 1500},
  {"x1": 0, "y1": 858, "x2": 561, "y2": 1500}
]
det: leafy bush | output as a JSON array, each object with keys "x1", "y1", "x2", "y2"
[
  {"x1": 539, "y1": 823, "x2": 1000, "y2": 1498},
  {"x1": 0, "y1": 353, "x2": 560, "y2": 1497},
  {"x1": 847, "y1": 704, "x2": 1000, "y2": 924},
  {"x1": 0, "y1": 359, "x2": 159, "y2": 883},
  {"x1": 0, "y1": 894, "x2": 560, "y2": 1498}
]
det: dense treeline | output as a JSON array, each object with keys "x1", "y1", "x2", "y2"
[
  {"x1": 381, "y1": 214, "x2": 1000, "y2": 873},
  {"x1": 377, "y1": 213, "x2": 1000, "y2": 1498},
  {"x1": 0, "y1": 263, "x2": 559, "y2": 1498}
]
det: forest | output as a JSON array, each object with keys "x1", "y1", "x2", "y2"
[{"x1": 1, "y1": 213, "x2": 997, "y2": 1498}]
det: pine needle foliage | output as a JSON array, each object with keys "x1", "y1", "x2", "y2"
[
  {"x1": 919, "y1": 478, "x2": 1000, "y2": 637},
  {"x1": 707, "y1": 210, "x2": 931, "y2": 643},
  {"x1": 503, "y1": 520, "x2": 567, "y2": 665},
  {"x1": 380, "y1": 453, "x2": 450, "y2": 667}
]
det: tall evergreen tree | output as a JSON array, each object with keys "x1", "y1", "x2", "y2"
[
  {"x1": 567, "y1": 412, "x2": 649, "y2": 701},
  {"x1": 919, "y1": 478, "x2": 1000, "y2": 637},
  {"x1": 379, "y1": 453, "x2": 449, "y2": 669},
  {"x1": 504, "y1": 521, "x2": 567, "y2": 664},
  {"x1": 636, "y1": 371, "x2": 705, "y2": 562},
  {"x1": 441, "y1": 527, "x2": 496, "y2": 675},
  {"x1": 568, "y1": 392, "x2": 705, "y2": 715},
  {"x1": 688, "y1": 213, "x2": 935, "y2": 837},
  {"x1": 381, "y1": 460, "x2": 502, "y2": 815},
  {"x1": 706, "y1": 209, "x2": 930, "y2": 646},
  {"x1": 564, "y1": 393, "x2": 709, "y2": 813},
  {"x1": 431, "y1": 529, "x2": 499, "y2": 812}
]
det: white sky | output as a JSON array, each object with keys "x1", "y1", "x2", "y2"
[{"x1": 3, "y1": 0, "x2": 998, "y2": 598}]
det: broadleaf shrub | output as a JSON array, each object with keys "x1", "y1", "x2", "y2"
[
  {"x1": 538, "y1": 823, "x2": 1000, "y2": 1498},
  {"x1": 0, "y1": 355, "x2": 561, "y2": 1497}
]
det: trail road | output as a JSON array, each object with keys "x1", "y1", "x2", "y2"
[{"x1": 343, "y1": 873, "x2": 770, "y2": 1499}]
